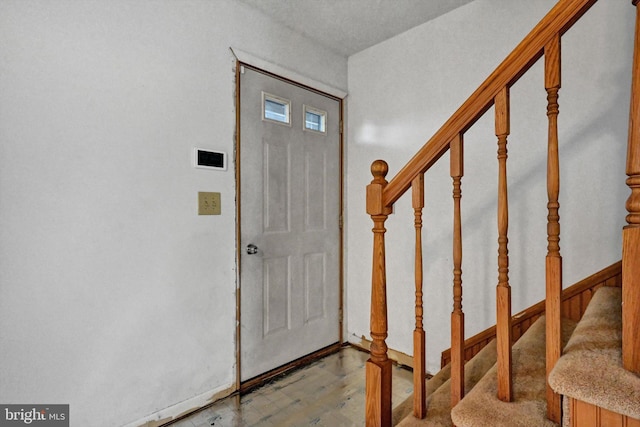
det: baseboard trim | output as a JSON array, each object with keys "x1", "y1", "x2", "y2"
[
  {"x1": 124, "y1": 383, "x2": 236, "y2": 427},
  {"x1": 150, "y1": 343, "x2": 343, "y2": 426}
]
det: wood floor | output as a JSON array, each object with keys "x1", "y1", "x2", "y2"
[{"x1": 169, "y1": 346, "x2": 413, "y2": 426}]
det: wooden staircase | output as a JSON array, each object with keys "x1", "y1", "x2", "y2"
[
  {"x1": 364, "y1": 0, "x2": 640, "y2": 426},
  {"x1": 391, "y1": 262, "x2": 631, "y2": 427}
]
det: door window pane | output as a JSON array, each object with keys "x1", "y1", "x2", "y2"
[
  {"x1": 303, "y1": 105, "x2": 327, "y2": 134},
  {"x1": 262, "y1": 93, "x2": 291, "y2": 125}
]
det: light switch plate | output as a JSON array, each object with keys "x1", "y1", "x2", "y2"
[{"x1": 198, "y1": 192, "x2": 221, "y2": 215}]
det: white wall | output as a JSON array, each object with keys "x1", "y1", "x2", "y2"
[
  {"x1": 346, "y1": 0, "x2": 633, "y2": 374},
  {"x1": 0, "y1": 1, "x2": 346, "y2": 426}
]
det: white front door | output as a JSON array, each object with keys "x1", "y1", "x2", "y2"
[{"x1": 239, "y1": 66, "x2": 342, "y2": 382}]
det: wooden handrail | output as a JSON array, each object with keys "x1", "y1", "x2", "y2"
[{"x1": 381, "y1": 0, "x2": 597, "y2": 208}]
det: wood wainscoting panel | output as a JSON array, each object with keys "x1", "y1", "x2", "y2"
[{"x1": 570, "y1": 398, "x2": 640, "y2": 427}]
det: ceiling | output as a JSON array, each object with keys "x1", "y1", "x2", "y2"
[{"x1": 236, "y1": 0, "x2": 476, "y2": 57}]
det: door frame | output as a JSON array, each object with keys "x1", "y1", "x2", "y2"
[{"x1": 233, "y1": 56, "x2": 346, "y2": 392}]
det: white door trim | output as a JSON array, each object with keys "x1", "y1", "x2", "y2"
[{"x1": 230, "y1": 47, "x2": 347, "y2": 99}]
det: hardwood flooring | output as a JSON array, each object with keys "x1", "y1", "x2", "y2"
[{"x1": 169, "y1": 346, "x2": 413, "y2": 426}]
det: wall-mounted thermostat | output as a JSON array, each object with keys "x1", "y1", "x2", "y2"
[{"x1": 194, "y1": 148, "x2": 226, "y2": 171}]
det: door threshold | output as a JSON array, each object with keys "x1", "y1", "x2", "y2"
[{"x1": 240, "y1": 342, "x2": 342, "y2": 393}]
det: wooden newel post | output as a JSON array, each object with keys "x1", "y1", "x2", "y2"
[
  {"x1": 623, "y1": 0, "x2": 640, "y2": 376},
  {"x1": 366, "y1": 160, "x2": 393, "y2": 427}
]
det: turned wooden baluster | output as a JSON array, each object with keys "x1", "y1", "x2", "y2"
[
  {"x1": 412, "y1": 174, "x2": 427, "y2": 418},
  {"x1": 545, "y1": 33, "x2": 563, "y2": 423},
  {"x1": 495, "y1": 87, "x2": 513, "y2": 402},
  {"x1": 366, "y1": 160, "x2": 393, "y2": 427},
  {"x1": 623, "y1": 0, "x2": 640, "y2": 375},
  {"x1": 450, "y1": 134, "x2": 465, "y2": 408}
]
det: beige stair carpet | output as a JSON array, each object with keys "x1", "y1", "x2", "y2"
[
  {"x1": 394, "y1": 340, "x2": 497, "y2": 427},
  {"x1": 450, "y1": 315, "x2": 577, "y2": 427},
  {"x1": 392, "y1": 362, "x2": 451, "y2": 426},
  {"x1": 548, "y1": 286, "x2": 640, "y2": 420}
]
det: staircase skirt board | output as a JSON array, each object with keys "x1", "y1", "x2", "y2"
[
  {"x1": 449, "y1": 315, "x2": 577, "y2": 427},
  {"x1": 549, "y1": 287, "x2": 640, "y2": 422}
]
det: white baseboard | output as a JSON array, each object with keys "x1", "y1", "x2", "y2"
[{"x1": 123, "y1": 384, "x2": 236, "y2": 427}]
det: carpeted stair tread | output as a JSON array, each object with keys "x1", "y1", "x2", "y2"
[
  {"x1": 450, "y1": 315, "x2": 577, "y2": 427},
  {"x1": 548, "y1": 286, "x2": 640, "y2": 420},
  {"x1": 392, "y1": 361, "x2": 451, "y2": 426},
  {"x1": 393, "y1": 340, "x2": 497, "y2": 426}
]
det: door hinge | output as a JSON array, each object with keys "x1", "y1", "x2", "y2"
[
  {"x1": 339, "y1": 215, "x2": 344, "y2": 228},
  {"x1": 339, "y1": 120, "x2": 344, "y2": 134}
]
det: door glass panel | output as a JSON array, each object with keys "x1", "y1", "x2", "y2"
[
  {"x1": 304, "y1": 105, "x2": 326, "y2": 134},
  {"x1": 263, "y1": 92, "x2": 291, "y2": 125}
]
